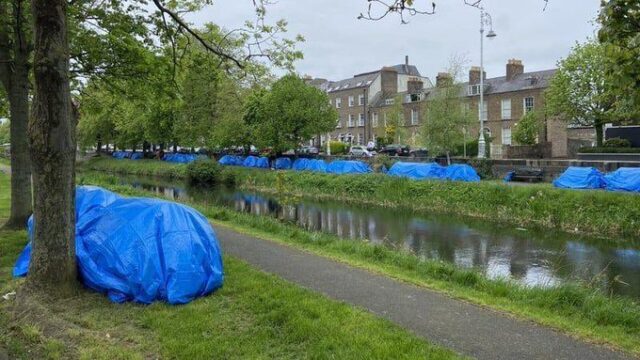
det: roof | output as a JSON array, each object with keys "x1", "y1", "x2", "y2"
[
  {"x1": 465, "y1": 69, "x2": 557, "y2": 96},
  {"x1": 322, "y1": 63, "x2": 424, "y2": 93}
]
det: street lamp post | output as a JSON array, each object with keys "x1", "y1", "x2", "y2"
[{"x1": 476, "y1": 6, "x2": 496, "y2": 159}]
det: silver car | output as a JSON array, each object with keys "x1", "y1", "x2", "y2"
[{"x1": 349, "y1": 145, "x2": 375, "y2": 157}]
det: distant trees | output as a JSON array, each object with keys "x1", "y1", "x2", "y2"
[
  {"x1": 251, "y1": 75, "x2": 337, "y2": 154},
  {"x1": 513, "y1": 110, "x2": 542, "y2": 146},
  {"x1": 420, "y1": 66, "x2": 473, "y2": 164},
  {"x1": 546, "y1": 41, "x2": 635, "y2": 146}
]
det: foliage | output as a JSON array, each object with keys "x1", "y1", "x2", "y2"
[
  {"x1": 252, "y1": 75, "x2": 337, "y2": 153},
  {"x1": 578, "y1": 147, "x2": 640, "y2": 154},
  {"x1": 0, "y1": 120, "x2": 9, "y2": 144},
  {"x1": 546, "y1": 41, "x2": 633, "y2": 146},
  {"x1": 384, "y1": 95, "x2": 407, "y2": 144},
  {"x1": 420, "y1": 72, "x2": 472, "y2": 163},
  {"x1": 513, "y1": 110, "x2": 542, "y2": 145},
  {"x1": 329, "y1": 141, "x2": 348, "y2": 155},
  {"x1": 598, "y1": 0, "x2": 640, "y2": 108},
  {"x1": 603, "y1": 137, "x2": 631, "y2": 148},
  {"x1": 186, "y1": 160, "x2": 223, "y2": 185}
]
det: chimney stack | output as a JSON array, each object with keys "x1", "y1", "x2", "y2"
[
  {"x1": 469, "y1": 66, "x2": 486, "y2": 85},
  {"x1": 436, "y1": 72, "x2": 452, "y2": 87},
  {"x1": 506, "y1": 59, "x2": 524, "y2": 81}
]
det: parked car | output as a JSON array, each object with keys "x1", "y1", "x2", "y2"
[
  {"x1": 299, "y1": 146, "x2": 319, "y2": 155},
  {"x1": 409, "y1": 148, "x2": 429, "y2": 158},
  {"x1": 349, "y1": 145, "x2": 375, "y2": 157},
  {"x1": 379, "y1": 144, "x2": 410, "y2": 157}
]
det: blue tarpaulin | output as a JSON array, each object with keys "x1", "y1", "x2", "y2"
[
  {"x1": 444, "y1": 164, "x2": 481, "y2": 182},
  {"x1": 242, "y1": 156, "x2": 269, "y2": 168},
  {"x1": 604, "y1": 167, "x2": 640, "y2": 192},
  {"x1": 387, "y1": 162, "x2": 445, "y2": 180},
  {"x1": 307, "y1": 159, "x2": 327, "y2": 173},
  {"x1": 326, "y1": 160, "x2": 372, "y2": 174},
  {"x1": 275, "y1": 157, "x2": 292, "y2": 170},
  {"x1": 553, "y1": 167, "x2": 605, "y2": 189},
  {"x1": 218, "y1": 155, "x2": 244, "y2": 166},
  {"x1": 14, "y1": 186, "x2": 224, "y2": 305},
  {"x1": 112, "y1": 151, "x2": 131, "y2": 159},
  {"x1": 292, "y1": 158, "x2": 310, "y2": 171},
  {"x1": 163, "y1": 153, "x2": 198, "y2": 163},
  {"x1": 130, "y1": 152, "x2": 144, "y2": 160}
]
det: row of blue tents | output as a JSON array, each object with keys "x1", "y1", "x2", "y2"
[
  {"x1": 112, "y1": 151, "x2": 144, "y2": 160},
  {"x1": 553, "y1": 167, "x2": 640, "y2": 192},
  {"x1": 112, "y1": 151, "x2": 205, "y2": 163},
  {"x1": 218, "y1": 155, "x2": 482, "y2": 181}
]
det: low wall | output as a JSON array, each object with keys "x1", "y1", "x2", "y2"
[{"x1": 504, "y1": 143, "x2": 552, "y2": 159}]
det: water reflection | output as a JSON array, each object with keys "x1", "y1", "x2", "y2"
[{"x1": 124, "y1": 176, "x2": 640, "y2": 299}]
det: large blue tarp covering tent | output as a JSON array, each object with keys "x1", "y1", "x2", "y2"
[
  {"x1": 553, "y1": 167, "x2": 605, "y2": 189},
  {"x1": 112, "y1": 151, "x2": 131, "y2": 159},
  {"x1": 242, "y1": 156, "x2": 259, "y2": 167},
  {"x1": 275, "y1": 157, "x2": 292, "y2": 170},
  {"x1": 218, "y1": 155, "x2": 244, "y2": 166},
  {"x1": 604, "y1": 167, "x2": 640, "y2": 192},
  {"x1": 292, "y1": 158, "x2": 310, "y2": 171},
  {"x1": 130, "y1": 152, "x2": 144, "y2": 160},
  {"x1": 387, "y1": 162, "x2": 445, "y2": 180},
  {"x1": 14, "y1": 186, "x2": 224, "y2": 305},
  {"x1": 444, "y1": 164, "x2": 481, "y2": 182},
  {"x1": 326, "y1": 160, "x2": 372, "y2": 174},
  {"x1": 242, "y1": 156, "x2": 270, "y2": 169},
  {"x1": 307, "y1": 159, "x2": 327, "y2": 173},
  {"x1": 163, "y1": 153, "x2": 199, "y2": 164}
]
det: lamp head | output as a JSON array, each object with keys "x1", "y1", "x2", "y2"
[{"x1": 486, "y1": 30, "x2": 497, "y2": 39}]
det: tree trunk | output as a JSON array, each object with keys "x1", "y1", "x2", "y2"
[
  {"x1": 595, "y1": 121, "x2": 604, "y2": 147},
  {"x1": 26, "y1": 0, "x2": 77, "y2": 295},
  {"x1": 0, "y1": 0, "x2": 33, "y2": 230}
]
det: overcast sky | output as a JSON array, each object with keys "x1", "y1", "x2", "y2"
[{"x1": 189, "y1": 0, "x2": 600, "y2": 82}]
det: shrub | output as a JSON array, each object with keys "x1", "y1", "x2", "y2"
[
  {"x1": 603, "y1": 137, "x2": 631, "y2": 148},
  {"x1": 578, "y1": 147, "x2": 640, "y2": 153},
  {"x1": 329, "y1": 141, "x2": 348, "y2": 155},
  {"x1": 513, "y1": 111, "x2": 542, "y2": 145},
  {"x1": 186, "y1": 160, "x2": 222, "y2": 185}
]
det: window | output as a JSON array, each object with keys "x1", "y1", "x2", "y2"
[
  {"x1": 502, "y1": 128, "x2": 512, "y2": 145},
  {"x1": 357, "y1": 133, "x2": 363, "y2": 145},
  {"x1": 411, "y1": 109, "x2": 419, "y2": 125},
  {"x1": 478, "y1": 101, "x2": 488, "y2": 121},
  {"x1": 523, "y1": 97, "x2": 534, "y2": 114},
  {"x1": 348, "y1": 114, "x2": 355, "y2": 127},
  {"x1": 358, "y1": 94, "x2": 365, "y2": 105},
  {"x1": 409, "y1": 93, "x2": 422, "y2": 102},
  {"x1": 372, "y1": 112, "x2": 379, "y2": 128},
  {"x1": 336, "y1": 116, "x2": 342, "y2": 128},
  {"x1": 358, "y1": 113, "x2": 365, "y2": 127},
  {"x1": 384, "y1": 98, "x2": 395, "y2": 105},
  {"x1": 335, "y1": 98, "x2": 342, "y2": 109},
  {"x1": 348, "y1": 96, "x2": 355, "y2": 107},
  {"x1": 328, "y1": 99, "x2": 332, "y2": 106},
  {"x1": 501, "y1": 99, "x2": 511, "y2": 120},
  {"x1": 320, "y1": 135, "x2": 326, "y2": 145}
]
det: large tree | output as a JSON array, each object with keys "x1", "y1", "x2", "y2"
[
  {"x1": 546, "y1": 41, "x2": 631, "y2": 146},
  {"x1": 253, "y1": 75, "x2": 337, "y2": 153},
  {"x1": 0, "y1": 0, "x2": 33, "y2": 229}
]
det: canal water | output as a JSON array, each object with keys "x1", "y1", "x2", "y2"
[{"x1": 108, "y1": 174, "x2": 640, "y2": 299}]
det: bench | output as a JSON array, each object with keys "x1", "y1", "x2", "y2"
[{"x1": 505, "y1": 167, "x2": 545, "y2": 183}]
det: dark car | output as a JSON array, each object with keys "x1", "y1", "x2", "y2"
[
  {"x1": 409, "y1": 148, "x2": 429, "y2": 158},
  {"x1": 379, "y1": 144, "x2": 410, "y2": 157}
]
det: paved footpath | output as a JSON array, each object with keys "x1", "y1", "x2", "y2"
[{"x1": 216, "y1": 225, "x2": 634, "y2": 360}]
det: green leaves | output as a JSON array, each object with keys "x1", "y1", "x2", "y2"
[{"x1": 513, "y1": 110, "x2": 541, "y2": 146}]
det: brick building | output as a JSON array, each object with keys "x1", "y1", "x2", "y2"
[
  {"x1": 307, "y1": 56, "x2": 432, "y2": 147},
  {"x1": 311, "y1": 58, "x2": 594, "y2": 158}
]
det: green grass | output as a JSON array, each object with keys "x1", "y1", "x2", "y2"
[
  {"x1": 81, "y1": 173, "x2": 640, "y2": 356},
  {"x1": 0, "y1": 172, "x2": 459, "y2": 359},
  {"x1": 81, "y1": 157, "x2": 640, "y2": 240}
]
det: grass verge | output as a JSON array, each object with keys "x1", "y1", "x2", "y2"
[
  {"x1": 81, "y1": 172, "x2": 640, "y2": 356},
  {"x1": 0, "y1": 172, "x2": 460, "y2": 359},
  {"x1": 81, "y1": 157, "x2": 640, "y2": 240}
]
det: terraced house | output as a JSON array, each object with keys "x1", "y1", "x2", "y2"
[
  {"x1": 307, "y1": 56, "x2": 432, "y2": 146},
  {"x1": 310, "y1": 58, "x2": 593, "y2": 158}
]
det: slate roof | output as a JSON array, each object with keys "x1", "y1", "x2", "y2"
[
  {"x1": 324, "y1": 63, "x2": 423, "y2": 93},
  {"x1": 465, "y1": 69, "x2": 556, "y2": 96}
]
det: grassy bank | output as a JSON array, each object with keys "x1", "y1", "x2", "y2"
[
  {"x1": 79, "y1": 172, "x2": 640, "y2": 356},
  {"x1": 82, "y1": 157, "x2": 640, "y2": 239},
  {"x1": 0, "y1": 173, "x2": 459, "y2": 359}
]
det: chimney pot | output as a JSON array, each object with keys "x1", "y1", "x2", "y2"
[{"x1": 506, "y1": 59, "x2": 524, "y2": 81}]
